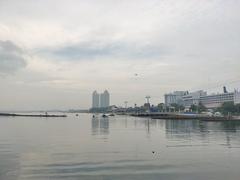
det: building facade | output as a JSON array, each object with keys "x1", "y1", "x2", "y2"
[
  {"x1": 92, "y1": 90, "x2": 110, "y2": 108},
  {"x1": 92, "y1": 90, "x2": 100, "y2": 108},
  {"x1": 182, "y1": 90, "x2": 207, "y2": 108},
  {"x1": 200, "y1": 92, "x2": 234, "y2": 108},
  {"x1": 234, "y1": 91, "x2": 240, "y2": 104},
  {"x1": 100, "y1": 90, "x2": 110, "y2": 108},
  {"x1": 164, "y1": 91, "x2": 188, "y2": 106},
  {"x1": 164, "y1": 87, "x2": 240, "y2": 109}
]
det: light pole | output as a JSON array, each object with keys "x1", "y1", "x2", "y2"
[
  {"x1": 124, "y1": 101, "x2": 128, "y2": 108},
  {"x1": 145, "y1": 96, "x2": 151, "y2": 104},
  {"x1": 145, "y1": 96, "x2": 151, "y2": 113},
  {"x1": 124, "y1": 101, "x2": 128, "y2": 114}
]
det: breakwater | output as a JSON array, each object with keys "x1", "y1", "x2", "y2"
[{"x1": 0, "y1": 113, "x2": 67, "y2": 117}]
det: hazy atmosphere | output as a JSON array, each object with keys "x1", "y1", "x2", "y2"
[{"x1": 0, "y1": 0, "x2": 240, "y2": 110}]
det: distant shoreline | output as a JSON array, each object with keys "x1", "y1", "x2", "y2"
[{"x1": 130, "y1": 112, "x2": 240, "y2": 121}]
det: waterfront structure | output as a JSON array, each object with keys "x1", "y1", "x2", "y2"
[
  {"x1": 92, "y1": 90, "x2": 100, "y2": 108},
  {"x1": 100, "y1": 90, "x2": 110, "y2": 108},
  {"x1": 164, "y1": 87, "x2": 240, "y2": 109},
  {"x1": 200, "y1": 92, "x2": 234, "y2": 108},
  {"x1": 164, "y1": 91, "x2": 188, "y2": 106},
  {"x1": 182, "y1": 90, "x2": 207, "y2": 108},
  {"x1": 199, "y1": 88, "x2": 240, "y2": 108},
  {"x1": 234, "y1": 91, "x2": 240, "y2": 104}
]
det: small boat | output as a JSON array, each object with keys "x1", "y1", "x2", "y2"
[
  {"x1": 109, "y1": 113, "x2": 115, "y2": 116},
  {"x1": 102, "y1": 114, "x2": 108, "y2": 118}
]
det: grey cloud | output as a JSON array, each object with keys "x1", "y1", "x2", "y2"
[
  {"x1": 0, "y1": 40, "x2": 27, "y2": 75},
  {"x1": 37, "y1": 40, "x2": 168, "y2": 61}
]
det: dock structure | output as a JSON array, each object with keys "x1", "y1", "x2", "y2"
[
  {"x1": 0, "y1": 113, "x2": 67, "y2": 118},
  {"x1": 130, "y1": 112, "x2": 240, "y2": 121}
]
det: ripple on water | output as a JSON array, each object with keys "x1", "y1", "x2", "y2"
[{"x1": 21, "y1": 160, "x2": 178, "y2": 179}]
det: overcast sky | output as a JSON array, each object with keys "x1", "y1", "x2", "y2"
[{"x1": 0, "y1": 0, "x2": 240, "y2": 110}]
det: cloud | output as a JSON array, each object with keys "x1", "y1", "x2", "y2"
[
  {"x1": 0, "y1": 0, "x2": 240, "y2": 110},
  {"x1": 0, "y1": 40, "x2": 27, "y2": 75},
  {"x1": 36, "y1": 39, "x2": 168, "y2": 61}
]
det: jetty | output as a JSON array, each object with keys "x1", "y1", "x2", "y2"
[{"x1": 0, "y1": 113, "x2": 67, "y2": 118}]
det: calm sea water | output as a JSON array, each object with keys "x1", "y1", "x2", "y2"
[{"x1": 0, "y1": 113, "x2": 240, "y2": 180}]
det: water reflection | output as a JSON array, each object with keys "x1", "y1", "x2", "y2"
[
  {"x1": 116, "y1": 117, "x2": 240, "y2": 149},
  {"x1": 164, "y1": 119, "x2": 240, "y2": 148},
  {"x1": 0, "y1": 143, "x2": 21, "y2": 180},
  {"x1": 220, "y1": 121, "x2": 240, "y2": 131},
  {"x1": 218, "y1": 121, "x2": 240, "y2": 148},
  {"x1": 91, "y1": 116, "x2": 240, "y2": 148},
  {"x1": 91, "y1": 116, "x2": 109, "y2": 136},
  {"x1": 165, "y1": 120, "x2": 200, "y2": 138},
  {"x1": 1, "y1": 115, "x2": 240, "y2": 180}
]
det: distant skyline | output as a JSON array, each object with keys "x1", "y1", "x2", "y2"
[{"x1": 0, "y1": 0, "x2": 240, "y2": 110}]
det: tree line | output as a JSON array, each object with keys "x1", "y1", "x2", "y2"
[
  {"x1": 159, "y1": 102, "x2": 240, "y2": 115},
  {"x1": 217, "y1": 102, "x2": 240, "y2": 115}
]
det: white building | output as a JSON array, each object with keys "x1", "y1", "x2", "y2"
[
  {"x1": 199, "y1": 88, "x2": 240, "y2": 108},
  {"x1": 92, "y1": 90, "x2": 100, "y2": 108},
  {"x1": 164, "y1": 91, "x2": 188, "y2": 106},
  {"x1": 100, "y1": 90, "x2": 110, "y2": 108},
  {"x1": 182, "y1": 90, "x2": 207, "y2": 108},
  {"x1": 200, "y1": 92, "x2": 234, "y2": 108},
  {"x1": 234, "y1": 91, "x2": 240, "y2": 104},
  {"x1": 164, "y1": 87, "x2": 239, "y2": 109}
]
